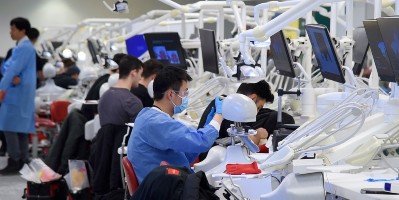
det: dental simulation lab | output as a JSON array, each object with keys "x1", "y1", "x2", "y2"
[{"x1": 1, "y1": 0, "x2": 399, "y2": 199}]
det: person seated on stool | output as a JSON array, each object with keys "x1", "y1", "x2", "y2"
[
  {"x1": 197, "y1": 80, "x2": 294, "y2": 157},
  {"x1": 91, "y1": 55, "x2": 143, "y2": 197},
  {"x1": 127, "y1": 66, "x2": 224, "y2": 183}
]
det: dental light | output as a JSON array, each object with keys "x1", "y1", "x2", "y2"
[
  {"x1": 103, "y1": 0, "x2": 129, "y2": 14},
  {"x1": 77, "y1": 51, "x2": 87, "y2": 61},
  {"x1": 61, "y1": 48, "x2": 73, "y2": 59}
]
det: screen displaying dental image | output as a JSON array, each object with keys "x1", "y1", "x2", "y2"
[
  {"x1": 144, "y1": 32, "x2": 186, "y2": 69},
  {"x1": 363, "y1": 20, "x2": 396, "y2": 82},
  {"x1": 306, "y1": 24, "x2": 346, "y2": 84}
]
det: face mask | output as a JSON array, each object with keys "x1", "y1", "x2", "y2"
[
  {"x1": 171, "y1": 94, "x2": 188, "y2": 114},
  {"x1": 147, "y1": 80, "x2": 154, "y2": 98}
]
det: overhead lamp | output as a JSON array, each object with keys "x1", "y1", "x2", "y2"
[
  {"x1": 103, "y1": 0, "x2": 129, "y2": 13},
  {"x1": 77, "y1": 51, "x2": 87, "y2": 61},
  {"x1": 62, "y1": 48, "x2": 73, "y2": 58}
]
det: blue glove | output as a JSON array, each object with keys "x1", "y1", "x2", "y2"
[
  {"x1": 205, "y1": 107, "x2": 215, "y2": 125},
  {"x1": 215, "y1": 96, "x2": 223, "y2": 114}
]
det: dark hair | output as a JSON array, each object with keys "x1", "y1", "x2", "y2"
[
  {"x1": 237, "y1": 80, "x2": 274, "y2": 103},
  {"x1": 118, "y1": 55, "x2": 143, "y2": 79},
  {"x1": 65, "y1": 66, "x2": 80, "y2": 76},
  {"x1": 153, "y1": 66, "x2": 192, "y2": 101},
  {"x1": 142, "y1": 59, "x2": 164, "y2": 79},
  {"x1": 10, "y1": 17, "x2": 31, "y2": 34},
  {"x1": 62, "y1": 58, "x2": 76, "y2": 68},
  {"x1": 112, "y1": 53, "x2": 127, "y2": 65},
  {"x1": 27, "y1": 27, "x2": 39, "y2": 41}
]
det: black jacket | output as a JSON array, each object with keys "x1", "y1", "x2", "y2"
[
  {"x1": 45, "y1": 109, "x2": 89, "y2": 175},
  {"x1": 132, "y1": 165, "x2": 219, "y2": 200},
  {"x1": 90, "y1": 124, "x2": 128, "y2": 195}
]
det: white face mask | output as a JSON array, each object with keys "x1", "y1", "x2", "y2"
[{"x1": 147, "y1": 80, "x2": 154, "y2": 98}]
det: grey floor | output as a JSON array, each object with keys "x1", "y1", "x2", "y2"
[{"x1": 0, "y1": 156, "x2": 26, "y2": 200}]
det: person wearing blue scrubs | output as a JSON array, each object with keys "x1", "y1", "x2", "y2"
[
  {"x1": 0, "y1": 17, "x2": 36, "y2": 174},
  {"x1": 127, "y1": 66, "x2": 224, "y2": 183}
]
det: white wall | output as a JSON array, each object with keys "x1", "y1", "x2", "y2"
[{"x1": 0, "y1": 0, "x2": 197, "y2": 54}]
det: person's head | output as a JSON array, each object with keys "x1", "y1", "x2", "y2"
[
  {"x1": 237, "y1": 80, "x2": 274, "y2": 111},
  {"x1": 65, "y1": 66, "x2": 80, "y2": 80},
  {"x1": 110, "y1": 53, "x2": 127, "y2": 73},
  {"x1": 62, "y1": 58, "x2": 76, "y2": 68},
  {"x1": 118, "y1": 55, "x2": 143, "y2": 88},
  {"x1": 142, "y1": 59, "x2": 164, "y2": 81},
  {"x1": 27, "y1": 27, "x2": 39, "y2": 45},
  {"x1": 153, "y1": 66, "x2": 192, "y2": 113},
  {"x1": 10, "y1": 17, "x2": 31, "y2": 41}
]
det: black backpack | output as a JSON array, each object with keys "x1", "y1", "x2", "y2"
[{"x1": 131, "y1": 165, "x2": 219, "y2": 200}]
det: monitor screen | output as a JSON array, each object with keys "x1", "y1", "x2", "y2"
[
  {"x1": 377, "y1": 17, "x2": 399, "y2": 82},
  {"x1": 363, "y1": 20, "x2": 396, "y2": 82},
  {"x1": 352, "y1": 27, "x2": 370, "y2": 75},
  {"x1": 270, "y1": 30, "x2": 296, "y2": 78},
  {"x1": 125, "y1": 34, "x2": 148, "y2": 58},
  {"x1": 306, "y1": 24, "x2": 346, "y2": 84},
  {"x1": 199, "y1": 29, "x2": 219, "y2": 74},
  {"x1": 87, "y1": 38, "x2": 101, "y2": 64},
  {"x1": 144, "y1": 32, "x2": 187, "y2": 69}
]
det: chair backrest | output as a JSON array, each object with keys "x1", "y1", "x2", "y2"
[
  {"x1": 122, "y1": 156, "x2": 139, "y2": 195},
  {"x1": 50, "y1": 101, "x2": 71, "y2": 123}
]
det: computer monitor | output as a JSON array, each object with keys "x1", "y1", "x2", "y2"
[
  {"x1": 363, "y1": 20, "x2": 396, "y2": 82},
  {"x1": 305, "y1": 24, "x2": 346, "y2": 84},
  {"x1": 352, "y1": 27, "x2": 370, "y2": 76},
  {"x1": 376, "y1": 17, "x2": 399, "y2": 82},
  {"x1": 87, "y1": 38, "x2": 101, "y2": 64},
  {"x1": 144, "y1": 32, "x2": 187, "y2": 69},
  {"x1": 199, "y1": 29, "x2": 219, "y2": 74},
  {"x1": 270, "y1": 30, "x2": 296, "y2": 78},
  {"x1": 51, "y1": 41, "x2": 63, "y2": 51},
  {"x1": 125, "y1": 34, "x2": 148, "y2": 58}
]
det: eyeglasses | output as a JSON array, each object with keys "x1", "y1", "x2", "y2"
[{"x1": 173, "y1": 90, "x2": 189, "y2": 98}]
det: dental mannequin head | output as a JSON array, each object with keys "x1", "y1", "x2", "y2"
[{"x1": 42, "y1": 63, "x2": 57, "y2": 79}]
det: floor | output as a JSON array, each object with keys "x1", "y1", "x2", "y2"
[{"x1": 0, "y1": 156, "x2": 26, "y2": 200}]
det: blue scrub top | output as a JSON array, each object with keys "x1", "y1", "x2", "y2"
[
  {"x1": 0, "y1": 37, "x2": 36, "y2": 134},
  {"x1": 127, "y1": 107, "x2": 219, "y2": 183}
]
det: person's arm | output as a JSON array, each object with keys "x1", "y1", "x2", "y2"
[
  {"x1": 143, "y1": 115, "x2": 220, "y2": 153},
  {"x1": 123, "y1": 95, "x2": 144, "y2": 122},
  {"x1": 0, "y1": 46, "x2": 33, "y2": 91},
  {"x1": 249, "y1": 128, "x2": 269, "y2": 145}
]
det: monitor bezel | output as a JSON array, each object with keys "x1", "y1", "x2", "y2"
[
  {"x1": 376, "y1": 17, "x2": 399, "y2": 82},
  {"x1": 306, "y1": 24, "x2": 346, "y2": 84},
  {"x1": 363, "y1": 19, "x2": 396, "y2": 82},
  {"x1": 144, "y1": 32, "x2": 187, "y2": 69},
  {"x1": 199, "y1": 28, "x2": 219, "y2": 74},
  {"x1": 270, "y1": 30, "x2": 296, "y2": 78}
]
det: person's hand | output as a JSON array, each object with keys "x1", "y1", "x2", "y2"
[
  {"x1": 12, "y1": 76, "x2": 21, "y2": 85},
  {"x1": 205, "y1": 107, "x2": 215, "y2": 125},
  {"x1": 0, "y1": 90, "x2": 6, "y2": 103},
  {"x1": 215, "y1": 96, "x2": 223, "y2": 114}
]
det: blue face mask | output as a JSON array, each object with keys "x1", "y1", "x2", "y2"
[{"x1": 171, "y1": 94, "x2": 188, "y2": 114}]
